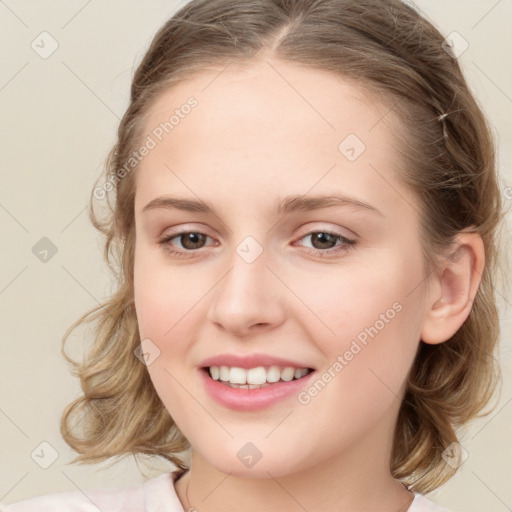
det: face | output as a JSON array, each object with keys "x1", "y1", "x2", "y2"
[{"x1": 133, "y1": 58, "x2": 430, "y2": 478}]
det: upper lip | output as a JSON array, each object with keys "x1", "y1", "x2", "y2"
[{"x1": 199, "y1": 353, "x2": 314, "y2": 370}]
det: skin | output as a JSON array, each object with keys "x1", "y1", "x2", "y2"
[{"x1": 132, "y1": 58, "x2": 484, "y2": 512}]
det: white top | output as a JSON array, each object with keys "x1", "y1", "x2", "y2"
[{"x1": 1, "y1": 472, "x2": 455, "y2": 511}]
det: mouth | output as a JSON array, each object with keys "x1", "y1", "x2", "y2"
[{"x1": 201, "y1": 365, "x2": 315, "y2": 389}]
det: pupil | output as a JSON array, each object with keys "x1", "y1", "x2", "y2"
[
  {"x1": 313, "y1": 233, "x2": 336, "y2": 249},
  {"x1": 183, "y1": 233, "x2": 205, "y2": 249}
]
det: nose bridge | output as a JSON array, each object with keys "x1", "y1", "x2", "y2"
[{"x1": 207, "y1": 233, "x2": 284, "y2": 334}]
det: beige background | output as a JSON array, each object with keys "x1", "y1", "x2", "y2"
[{"x1": 0, "y1": 0, "x2": 511, "y2": 510}]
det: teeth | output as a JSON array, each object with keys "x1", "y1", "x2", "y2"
[
  {"x1": 209, "y1": 366, "x2": 220, "y2": 380},
  {"x1": 219, "y1": 366, "x2": 230, "y2": 381},
  {"x1": 281, "y1": 367, "x2": 295, "y2": 382},
  {"x1": 229, "y1": 367, "x2": 246, "y2": 384},
  {"x1": 208, "y1": 365, "x2": 310, "y2": 385},
  {"x1": 266, "y1": 365, "x2": 281, "y2": 383},
  {"x1": 247, "y1": 367, "x2": 267, "y2": 385}
]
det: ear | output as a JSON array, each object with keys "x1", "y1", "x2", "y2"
[{"x1": 421, "y1": 230, "x2": 485, "y2": 345}]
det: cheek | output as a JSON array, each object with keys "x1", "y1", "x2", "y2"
[
  {"x1": 133, "y1": 253, "x2": 201, "y2": 431},
  {"x1": 296, "y1": 255, "x2": 423, "y2": 346},
  {"x1": 133, "y1": 249, "x2": 211, "y2": 401},
  {"x1": 133, "y1": 248, "x2": 198, "y2": 342},
  {"x1": 297, "y1": 251, "x2": 425, "y2": 399}
]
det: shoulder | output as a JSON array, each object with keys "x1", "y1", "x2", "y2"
[
  {"x1": 0, "y1": 479, "x2": 144, "y2": 512},
  {"x1": 409, "y1": 492, "x2": 459, "y2": 512},
  {"x1": 0, "y1": 473, "x2": 183, "y2": 512}
]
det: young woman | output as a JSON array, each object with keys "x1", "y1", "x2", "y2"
[{"x1": 3, "y1": 0, "x2": 504, "y2": 510}]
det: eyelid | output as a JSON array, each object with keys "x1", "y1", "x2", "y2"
[
  {"x1": 158, "y1": 226, "x2": 357, "y2": 260},
  {"x1": 159, "y1": 223, "x2": 355, "y2": 243},
  {"x1": 160, "y1": 223, "x2": 214, "y2": 238},
  {"x1": 295, "y1": 223, "x2": 356, "y2": 240}
]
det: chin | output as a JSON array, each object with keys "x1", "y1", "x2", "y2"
[{"x1": 201, "y1": 448, "x2": 311, "y2": 480}]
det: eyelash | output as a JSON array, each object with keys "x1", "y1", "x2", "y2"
[{"x1": 157, "y1": 230, "x2": 356, "y2": 258}]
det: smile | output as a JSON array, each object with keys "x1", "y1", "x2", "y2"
[
  {"x1": 207, "y1": 365, "x2": 312, "y2": 388},
  {"x1": 200, "y1": 365, "x2": 316, "y2": 411}
]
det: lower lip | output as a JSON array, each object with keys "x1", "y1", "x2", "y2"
[{"x1": 199, "y1": 369, "x2": 316, "y2": 411}]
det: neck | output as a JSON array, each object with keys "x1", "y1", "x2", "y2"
[{"x1": 174, "y1": 411, "x2": 415, "y2": 512}]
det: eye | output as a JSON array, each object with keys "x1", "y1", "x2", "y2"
[
  {"x1": 295, "y1": 230, "x2": 356, "y2": 256},
  {"x1": 158, "y1": 231, "x2": 215, "y2": 256},
  {"x1": 158, "y1": 229, "x2": 356, "y2": 258}
]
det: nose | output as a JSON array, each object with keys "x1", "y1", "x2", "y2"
[{"x1": 206, "y1": 245, "x2": 286, "y2": 337}]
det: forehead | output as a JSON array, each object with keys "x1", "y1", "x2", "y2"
[
  {"x1": 143, "y1": 58, "x2": 394, "y2": 142},
  {"x1": 134, "y1": 58, "x2": 411, "y2": 218}
]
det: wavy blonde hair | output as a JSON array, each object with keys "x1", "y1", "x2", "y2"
[{"x1": 61, "y1": 0, "x2": 505, "y2": 493}]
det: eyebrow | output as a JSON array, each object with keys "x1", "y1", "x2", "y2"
[{"x1": 141, "y1": 193, "x2": 383, "y2": 217}]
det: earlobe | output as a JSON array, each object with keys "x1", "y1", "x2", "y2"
[{"x1": 421, "y1": 231, "x2": 485, "y2": 345}]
